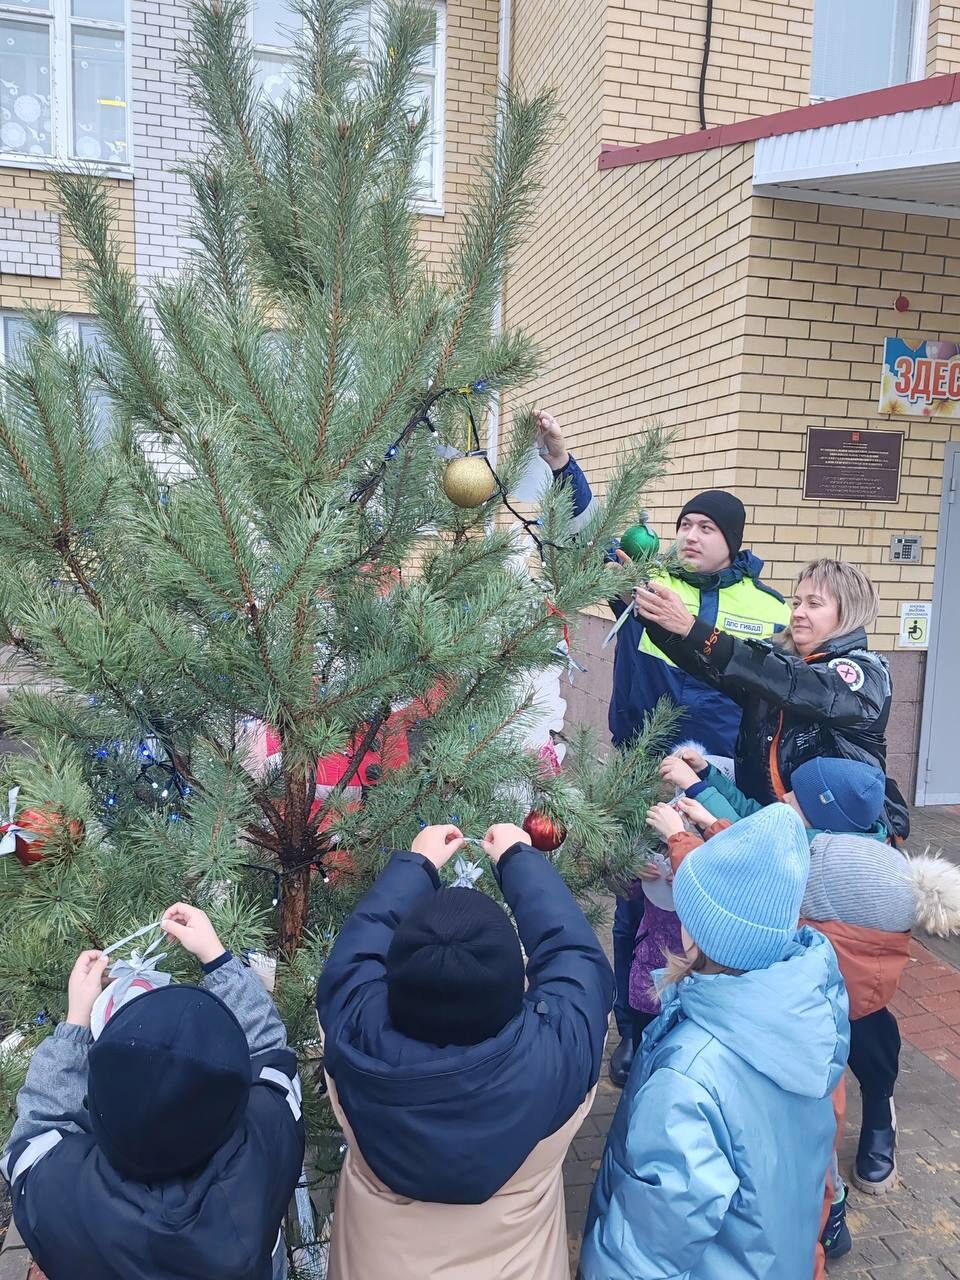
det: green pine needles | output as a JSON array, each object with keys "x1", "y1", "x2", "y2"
[{"x1": 0, "y1": 0, "x2": 675, "y2": 1149}]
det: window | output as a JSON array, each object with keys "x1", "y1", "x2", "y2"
[
  {"x1": 811, "y1": 0, "x2": 925, "y2": 100},
  {"x1": 249, "y1": 0, "x2": 446, "y2": 212},
  {"x1": 0, "y1": 0, "x2": 127, "y2": 167},
  {"x1": 1, "y1": 311, "x2": 112, "y2": 444},
  {"x1": 251, "y1": 0, "x2": 301, "y2": 108}
]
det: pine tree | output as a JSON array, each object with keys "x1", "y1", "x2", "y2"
[{"x1": 0, "y1": 0, "x2": 675, "y2": 1161}]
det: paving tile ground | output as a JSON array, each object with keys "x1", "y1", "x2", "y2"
[{"x1": 563, "y1": 805, "x2": 960, "y2": 1278}]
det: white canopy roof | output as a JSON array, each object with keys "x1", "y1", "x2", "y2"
[{"x1": 753, "y1": 99, "x2": 960, "y2": 217}]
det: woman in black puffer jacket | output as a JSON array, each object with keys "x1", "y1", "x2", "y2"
[{"x1": 634, "y1": 557, "x2": 908, "y2": 839}]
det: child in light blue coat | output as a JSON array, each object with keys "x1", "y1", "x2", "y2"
[{"x1": 581, "y1": 804, "x2": 850, "y2": 1280}]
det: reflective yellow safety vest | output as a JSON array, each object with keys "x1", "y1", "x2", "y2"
[{"x1": 610, "y1": 561, "x2": 790, "y2": 757}]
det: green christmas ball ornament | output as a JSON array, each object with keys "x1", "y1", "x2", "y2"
[{"x1": 620, "y1": 520, "x2": 660, "y2": 560}]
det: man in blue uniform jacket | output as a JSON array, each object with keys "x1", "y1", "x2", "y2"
[{"x1": 536, "y1": 411, "x2": 789, "y2": 1086}]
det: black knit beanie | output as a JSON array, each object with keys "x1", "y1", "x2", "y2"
[
  {"x1": 386, "y1": 888, "x2": 525, "y2": 1046},
  {"x1": 88, "y1": 984, "x2": 251, "y2": 1181},
  {"x1": 677, "y1": 490, "x2": 746, "y2": 558}
]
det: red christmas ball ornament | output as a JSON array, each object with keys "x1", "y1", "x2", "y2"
[
  {"x1": 522, "y1": 809, "x2": 567, "y2": 852},
  {"x1": 3, "y1": 810, "x2": 84, "y2": 867}
]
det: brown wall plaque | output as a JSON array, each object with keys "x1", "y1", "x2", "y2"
[{"x1": 803, "y1": 427, "x2": 903, "y2": 503}]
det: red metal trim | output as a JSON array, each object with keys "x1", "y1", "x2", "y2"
[{"x1": 598, "y1": 73, "x2": 960, "y2": 171}]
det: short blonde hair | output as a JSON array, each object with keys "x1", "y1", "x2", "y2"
[{"x1": 779, "y1": 559, "x2": 879, "y2": 653}]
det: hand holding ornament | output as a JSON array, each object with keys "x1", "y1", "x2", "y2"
[
  {"x1": 411, "y1": 824, "x2": 466, "y2": 869},
  {"x1": 66, "y1": 950, "x2": 110, "y2": 1028},
  {"x1": 482, "y1": 823, "x2": 529, "y2": 862},
  {"x1": 161, "y1": 903, "x2": 226, "y2": 966}
]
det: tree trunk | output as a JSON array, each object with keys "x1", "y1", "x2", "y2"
[{"x1": 279, "y1": 864, "x2": 312, "y2": 955}]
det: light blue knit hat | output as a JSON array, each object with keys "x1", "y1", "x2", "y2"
[{"x1": 673, "y1": 804, "x2": 809, "y2": 971}]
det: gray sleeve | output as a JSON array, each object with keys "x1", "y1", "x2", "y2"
[
  {"x1": 202, "y1": 955, "x2": 288, "y2": 1057},
  {"x1": 5, "y1": 1023, "x2": 93, "y2": 1153}
]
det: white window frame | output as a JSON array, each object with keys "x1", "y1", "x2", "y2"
[
  {"x1": 810, "y1": 0, "x2": 930, "y2": 103},
  {"x1": 0, "y1": 309, "x2": 112, "y2": 443},
  {"x1": 908, "y1": 0, "x2": 931, "y2": 81},
  {"x1": 250, "y1": 0, "x2": 446, "y2": 216},
  {"x1": 0, "y1": 0, "x2": 132, "y2": 177}
]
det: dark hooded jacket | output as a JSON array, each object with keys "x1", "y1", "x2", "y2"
[{"x1": 645, "y1": 620, "x2": 909, "y2": 838}]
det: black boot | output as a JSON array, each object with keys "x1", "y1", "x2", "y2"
[
  {"x1": 854, "y1": 1122, "x2": 897, "y2": 1193},
  {"x1": 820, "y1": 1187, "x2": 852, "y2": 1259},
  {"x1": 609, "y1": 1035, "x2": 634, "y2": 1088},
  {"x1": 854, "y1": 1099, "x2": 897, "y2": 1193}
]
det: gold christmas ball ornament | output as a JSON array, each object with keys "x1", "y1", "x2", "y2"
[{"x1": 442, "y1": 453, "x2": 497, "y2": 508}]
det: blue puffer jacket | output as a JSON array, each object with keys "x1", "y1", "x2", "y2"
[{"x1": 581, "y1": 928, "x2": 849, "y2": 1280}]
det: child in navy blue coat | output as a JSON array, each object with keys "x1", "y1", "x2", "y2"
[{"x1": 316, "y1": 821, "x2": 614, "y2": 1280}]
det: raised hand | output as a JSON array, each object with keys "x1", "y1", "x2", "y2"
[
  {"x1": 633, "y1": 581, "x2": 696, "y2": 637},
  {"x1": 533, "y1": 410, "x2": 570, "y2": 471},
  {"x1": 660, "y1": 754, "x2": 701, "y2": 791},
  {"x1": 676, "y1": 744, "x2": 708, "y2": 773},
  {"x1": 676, "y1": 796, "x2": 716, "y2": 831},
  {"x1": 66, "y1": 950, "x2": 110, "y2": 1028},
  {"x1": 482, "y1": 823, "x2": 529, "y2": 863},
  {"x1": 161, "y1": 903, "x2": 226, "y2": 966},
  {"x1": 411, "y1": 823, "x2": 466, "y2": 869},
  {"x1": 646, "y1": 802, "x2": 685, "y2": 842}
]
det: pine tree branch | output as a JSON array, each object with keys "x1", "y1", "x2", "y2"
[
  {"x1": 142, "y1": 620, "x2": 213, "y2": 703},
  {"x1": 0, "y1": 417, "x2": 54, "y2": 524},
  {"x1": 54, "y1": 542, "x2": 103, "y2": 615},
  {"x1": 55, "y1": 175, "x2": 180, "y2": 435},
  {"x1": 0, "y1": 621, "x2": 38, "y2": 657},
  {"x1": 197, "y1": 436, "x2": 285, "y2": 694},
  {"x1": 89, "y1": 476, "x2": 116, "y2": 526},
  {"x1": 158, "y1": 527, "x2": 245, "y2": 611},
  {"x1": 279, "y1": 114, "x2": 305, "y2": 251},
  {"x1": 333, "y1": 310, "x2": 441, "y2": 474},
  {"x1": 230, "y1": 338, "x2": 299, "y2": 455},
  {"x1": 461, "y1": 699, "x2": 532, "y2": 765},
  {"x1": 0, "y1": 501, "x2": 44, "y2": 542},
  {"x1": 313, "y1": 133, "x2": 350, "y2": 458},
  {"x1": 289, "y1": 594, "x2": 312, "y2": 671},
  {"x1": 65, "y1": 357, "x2": 90, "y2": 493},
  {"x1": 263, "y1": 527, "x2": 325, "y2": 613},
  {"x1": 378, "y1": 201, "x2": 404, "y2": 314},
  {"x1": 195, "y1": 438, "x2": 256, "y2": 610},
  {"x1": 165, "y1": 298, "x2": 237, "y2": 409},
  {"x1": 183, "y1": 0, "x2": 268, "y2": 193}
]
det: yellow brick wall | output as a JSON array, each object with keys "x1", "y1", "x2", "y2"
[
  {"x1": 503, "y1": 12, "x2": 759, "y2": 544},
  {"x1": 927, "y1": 2, "x2": 960, "y2": 73},
  {"x1": 418, "y1": 0, "x2": 500, "y2": 269},
  {"x1": 740, "y1": 195, "x2": 960, "y2": 653},
  {"x1": 0, "y1": 0, "x2": 500, "y2": 305},
  {"x1": 0, "y1": 171, "x2": 135, "y2": 314},
  {"x1": 602, "y1": 0, "x2": 814, "y2": 148}
]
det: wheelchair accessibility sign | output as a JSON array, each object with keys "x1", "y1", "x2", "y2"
[{"x1": 899, "y1": 601, "x2": 931, "y2": 649}]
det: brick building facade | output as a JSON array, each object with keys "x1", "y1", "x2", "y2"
[{"x1": 506, "y1": 0, "x2": 960, "y2": 803}]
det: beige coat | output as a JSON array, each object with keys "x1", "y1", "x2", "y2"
[{"x1": 326, "y1": 1075, "x2": 595, "y2": 1280}]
